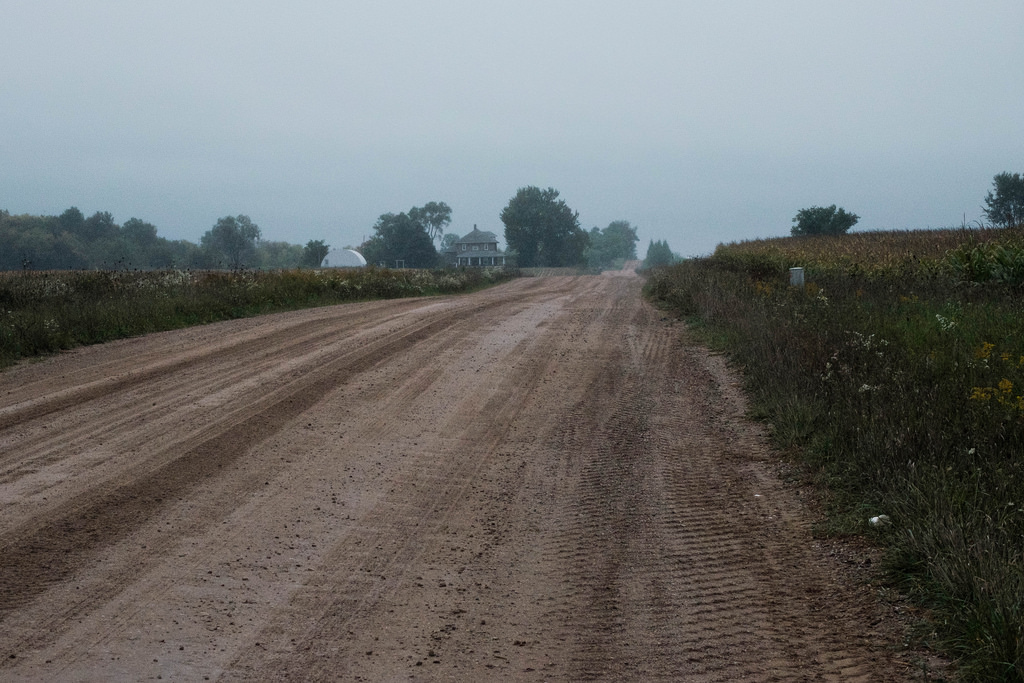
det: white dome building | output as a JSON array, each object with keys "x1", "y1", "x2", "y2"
[{"x1": 321, "y1": 249, "x2": 367, "y2": 268}]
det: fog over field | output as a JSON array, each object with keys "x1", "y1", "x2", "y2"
[{"x1": 2, "y1": 1, "x2": 1023, "y2": 256}]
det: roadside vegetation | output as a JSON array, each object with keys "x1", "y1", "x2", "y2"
[
  {"x1": 0, "y1": 266, "x2": 517, "y2": 370},
  {"x1": 645, "y1": 226, "x2": 1024, "y2": 680}
]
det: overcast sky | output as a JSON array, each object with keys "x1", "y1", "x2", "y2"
[{"x1": 3, "y1": 1, "x2": 1023, "y2": 256}]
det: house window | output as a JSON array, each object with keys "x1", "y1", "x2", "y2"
[
  {"x1": 472, "y1": 245, "x2": 479, "y2": 251},
  {"x1": 461, "y1": 244, "x2": 467, "y2": 251}
]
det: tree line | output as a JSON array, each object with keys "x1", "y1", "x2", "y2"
[
  {"x1": 4, "y1": 188, "x2": 684, "y2": 273},
  {"x1": 500, "y1": 186, "x2": 644, "y2": 269},
  {"x1": 359, "y1": 190, "x2": 649, "y2": 271},
  {"x1": 0, "y1": 207, "x2": 329, "y2": 271},
  {"x1": 790, "y1": 172, "x2": 1024, "y2": 237}
]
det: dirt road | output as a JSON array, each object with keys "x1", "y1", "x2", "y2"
[{"x1": 0, "y1": 271, "x2": 911, "y2": 681}]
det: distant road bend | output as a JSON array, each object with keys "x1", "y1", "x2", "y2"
[{"x1": 0, "y1": 267, "x2": 909, "y2": 680}]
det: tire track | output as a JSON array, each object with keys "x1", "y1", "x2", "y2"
[
  {"x1": 216, "y1": 292, "x2": 569, "y2": 681},
  {"x1": 0, "y1": 299, "x2": 496, "y2": 618},
  {"x1": 0, "y1": 301, "x2": 444, "y2": 499},
  {"x1": 0, "y1": 300, "x2": 427, "y2": 435},
  {"x1": 0, "y1": 306, "x2": 402, "y2": 482},
  {"x1": 0, "y1": 281, "x2": 568, "y2": 669},
  {"x1": 497, "y1": 276, "x2": 897, "y2": 681}
]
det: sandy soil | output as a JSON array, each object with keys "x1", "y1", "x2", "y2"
[{"x1": 0, "y1": 270, "x2": 919, "y2": 681}]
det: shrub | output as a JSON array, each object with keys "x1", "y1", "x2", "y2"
[{"x1": 646, "y1": 227, "x2": 1024, "y2": 679}]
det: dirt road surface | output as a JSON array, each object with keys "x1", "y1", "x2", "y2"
[{"x1": 0, "y1": 271, "x2": 914, "y2": 681}]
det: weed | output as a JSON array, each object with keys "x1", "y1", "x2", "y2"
[
  {"x1": 644, "y1": 227, "x2": 1024, "y2": 680},
  {"x1": 0, "y1": 267, "x2": 518, "y2": 369}
]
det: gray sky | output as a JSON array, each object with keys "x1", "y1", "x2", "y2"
[{"x1": 3, "y1": 1, "x2": 1023, "y2": 257}]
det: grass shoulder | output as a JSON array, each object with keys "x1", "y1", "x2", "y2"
[{"x1": 644, "y1": 227, "x2": 1024, "y2": 681}]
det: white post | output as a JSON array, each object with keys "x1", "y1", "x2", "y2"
[{"x1": 789, "y1": 267, "x2": 805, "y2": 287}]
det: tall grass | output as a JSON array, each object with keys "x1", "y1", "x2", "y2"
[
  {"x1": 0, "y1": 266, "x2": 518, "y2": 369},
  {"x1": 646, "y1": 228, "x2": 1024, "y2": 681}
]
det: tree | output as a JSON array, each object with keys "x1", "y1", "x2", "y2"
[
  {"x1": 360, "y1": 212, "x2": 438, "y2": 268},
  {"x1": 585, "y1": 220, "x2": 639, "y2": 269},
  {"x1": 0, "y1": 213, "x2": 59, "y2": 270},
  {"x1": 201, "y1": 214, "x2": 261, "y2": 268},
  {"x1": 82, "y1": 211, "x2": 119, "y2": 241},
  {"x1": 791, "y1": 205, "x2": 859, "y2": 236},
  {"x1": 408, "y1": 201, "x2": 452, "y2": 244},
  {"x1": 168, "y1": 239, "x2": 208, "y2": 269},
  {"x1": 256, "y1": 240, "x2": 303, "y2": 268},
  {"x1": 439, "y1": 233, "x2": 460, "y2": 253},
  {"x1": 500, "y1": 186, "x2": 588, "y2": 267},
  {"x1": 303, "y1": 239, "x2": 331, "y2": 267},
  {"x1": 121, "y1": 218, "x2": 159, "y2": 245},
  {"x1": 984, "y1": 172, "x2": 1024, "y2": 227},
  {"x1": 642, "y1": 239, "x2": 676, "y2": 269},
  {"x1": 57, "y1": 207, "x2": 85, "y2": 236},
  {"x1": 120, "y1": 218, "x2": 159, "y2": 266}
]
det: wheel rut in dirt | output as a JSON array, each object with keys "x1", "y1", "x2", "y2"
[
  {"x1": 0, "y1": 296, "x2": 521, "y2": 615},
  {"x1": 0, "y1": 300, "x2": 427, "y2": 434}
]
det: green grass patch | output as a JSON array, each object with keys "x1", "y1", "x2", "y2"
[
  {"x1": 645, "y1": 227, "x2": 1024, "y2": 681},
  {"x1": 0, "y1": 266, "x2": 519, "y2": 369}
]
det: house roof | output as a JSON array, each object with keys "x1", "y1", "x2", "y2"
[{"x1": 453, "y1": 227, "x2": 499, "y2": 245}]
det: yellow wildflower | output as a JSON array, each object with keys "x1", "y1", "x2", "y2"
[{"x1": 970, "y1": 387, "x2": 994, "y2": 402}]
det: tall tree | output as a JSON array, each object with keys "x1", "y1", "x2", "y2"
[
  {"x1": 642, "y1": 239, "x2": 676, "y2": 269},
  {"x1": 500, "y1": 186, "x2": 587, "y2": 267},
  {"x1": 201, "y1": 214, "x2": 261, "y2": 268},
  {"x1": 791, "y1": 205, "x2": 859, "y2": 236},
  {"x1": 57, "y1": 207, "x2": 85, "y2": 236},
  {"x1": 82, "y1": 211, "x2": 119, "y2": 241},
  {"x1": 120, "y1": 217, "x2": 161, "y2": 266},
  {"x1": 121, "y1": 217, "x2": 159, "y2": 245},
  {"x1": 303, "y1": 239, "x2": 331, "y2": 267},
  {"x1": 408, "y1": 201, "x2": 452, "y2": 244},
  {"x1": 984, "y1": 172, "x2": 1024, "y2": 227},
  {"x1": 360, "y1": 212, "x2": 438, "y2": 268},
  {"x1": 585, "y1": 220, "x2": 639, "y2": 269}
]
